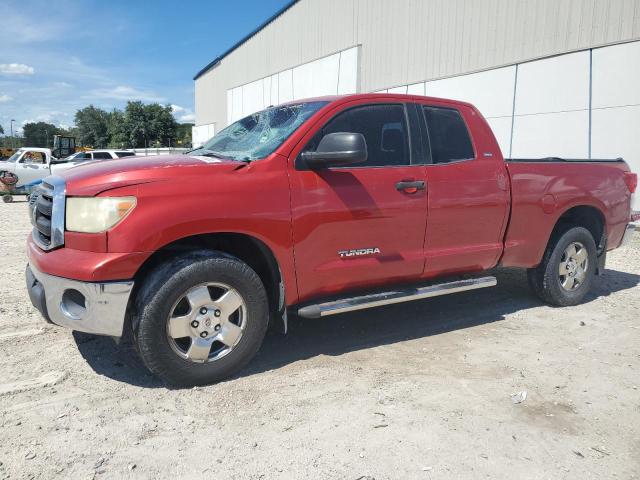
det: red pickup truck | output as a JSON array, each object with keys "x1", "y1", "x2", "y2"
[{"x1": 26, "y1": 94, "x2": 637, "y2": 386}]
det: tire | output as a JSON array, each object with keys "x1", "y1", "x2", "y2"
[
  {"x1": 28, "y1": 192, "x2": 39, "y2": 209},
  {"x1": 2, "y1": 195, "x2": 13, "y2": 203},
  {"x1": 527, "y1": 225, "x2": 597, "y2": 306},
  {"x1": 134, "y1": 250, "x2": 269, "y2": 387}
]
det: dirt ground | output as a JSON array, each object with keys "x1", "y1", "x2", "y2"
[{"x1": 0, "y1": 198, "x2": 639, "y2": 480}]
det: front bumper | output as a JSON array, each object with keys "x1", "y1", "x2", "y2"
[
  {"x1": 619, "y1": 223, "x2": 636, "y2": 248},
  {"x1": 26, "y1": 263, "x2": 134, "y2": 337}
]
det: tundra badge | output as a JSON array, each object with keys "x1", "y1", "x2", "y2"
[{"x1": 338, "y1": 247, "x2": 381, "y2": 258}]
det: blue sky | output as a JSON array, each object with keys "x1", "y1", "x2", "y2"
[{"x1": 0, "y1": 0, "x2": 291, "y2": 134}]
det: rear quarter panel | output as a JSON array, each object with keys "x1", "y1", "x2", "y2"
[{"x1": 501, "y1": 161, "x2": 631, "y2": 267}]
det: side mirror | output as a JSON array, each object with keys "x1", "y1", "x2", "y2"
[{"x1": 300, "y1": 132, "x2": 367, "y2": 169}]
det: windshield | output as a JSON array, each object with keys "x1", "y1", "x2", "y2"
[
  {"x1": 5, "y1": 150, "x2": 23, "y2": 163},
  {"x1": 61, "y1": 152, "x2": 82, "y2": 162},
  {"x1": 190, "y1": 101, "x2": 328, "y2": 161}
]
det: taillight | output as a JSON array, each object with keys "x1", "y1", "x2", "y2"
[{"x1": 624, "y1": 172, "x2": 637, "y2": 193}]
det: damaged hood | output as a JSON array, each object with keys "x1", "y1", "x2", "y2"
[{"x1": 57, "y1": 154, "x2": 243, "y2": 196}]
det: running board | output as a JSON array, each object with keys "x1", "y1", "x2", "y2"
[{"x1": 297, "y1": 276, "x2": 497, "y2": 319}]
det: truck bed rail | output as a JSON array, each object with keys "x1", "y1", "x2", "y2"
[{"x1": 506, "y1": 157, "x2": 625, "y2": 163}]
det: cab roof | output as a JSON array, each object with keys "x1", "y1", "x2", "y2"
[{"x1": 282, "y1": 93, "x2": 475, "y2": 110}]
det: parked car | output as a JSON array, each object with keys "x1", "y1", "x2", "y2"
[
  {"x1": 58, "y1": 150, "x2": 136, "y2": 167},
  {"x1": 25, "y1": 94, "x2": 638, "y2": 387}
]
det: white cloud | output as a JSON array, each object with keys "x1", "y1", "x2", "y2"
[
  {"x1": 178, "y1": 113, "x2": 195, "y2": 123},
  {"x1": 0, "y1": 94, "x2": 12, "y2": 102},
  {"x1": 88, "y1": 85, "x2": 166, "y2": 102},
  {"x1": 21, "y1": 111, "x2": 71, "y2": 126},
  {"x1": 0, "y1": 63, "x2": 35, "y2": 75},
  {"x1": 171, "y1": 104, "x2": 195, "y2": 123},
  {"x1": 53, "y1": 81, "x2": 72, "y2": 88},
  {"x1": 0, "y1": 7, "x2": 65, "y2": 44}
]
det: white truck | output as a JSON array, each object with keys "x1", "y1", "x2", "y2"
[{"x1": 0, "y1": 148, "x2": 135, "y2": 202}]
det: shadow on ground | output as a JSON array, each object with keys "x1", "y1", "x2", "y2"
[{"x1": 74, "y1": 267, "x2": 640, "y2": 387}]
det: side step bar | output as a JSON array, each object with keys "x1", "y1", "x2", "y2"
[{"x1": 297, "y1": 276, "x2": 497, "y2": 319}]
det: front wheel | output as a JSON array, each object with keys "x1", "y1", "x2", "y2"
[
  {"x1": 527, "y1": 226, "x2": 597, "y2": 306},
  {"x1": 134, "y1": 250, "x2": 269, "y2": 387}
]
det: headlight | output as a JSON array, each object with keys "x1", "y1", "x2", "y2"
[{"x1": 66, "y1": 196, "x2": 136, "y2": 233}]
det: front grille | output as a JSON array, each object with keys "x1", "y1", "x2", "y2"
[
  {"x1": 31, "y1": 177, "x2": 65, "y2": 251},
  {"x1": 34, "y1": 186, "x2": 53, "y2": 246}
]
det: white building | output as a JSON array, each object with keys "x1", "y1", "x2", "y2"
[{"x1": 193, "y1": 0, "x2": 640, "y2": 207}]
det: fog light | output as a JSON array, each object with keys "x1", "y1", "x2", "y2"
[{"x1": 60, "y1": 289, "x2": 86, "y2": 320}]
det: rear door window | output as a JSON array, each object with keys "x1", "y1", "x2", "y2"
[
  {"x1": 422, "y1": 106, "x2": 474, "y2": 164},
  {"x1": 92, "y1": 152, "x2": 113, "y2": 160},
  {"x1": 115, "y1": 152, "x2": 135, "y2": 158}
]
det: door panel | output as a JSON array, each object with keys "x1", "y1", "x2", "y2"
[
  {"x1": 424, "y1": 159, "x2": 509, "y2": 275},
  {"x1": 420, "y1": 103, "x2": 510, "y2": 276},
  {"x1": 291, "y1": 166, "x2": 427, "y2": 301},
  {"x1": 14, "y1": 152, "x2": 49, "y2": 187},
  {"x1": 289, "y1": 101, "x2": 428, "y2": 302}
]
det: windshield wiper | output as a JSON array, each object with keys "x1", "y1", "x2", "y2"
[
  {"x1": 187, "y1": 148, "x2": 231, "y2": 160},
  {"x1": 200, "y1": 152, "x2": 229, "y2": 159},
  {"x1": 188, "y1": 148, "x2": 254, "y2": 163}
]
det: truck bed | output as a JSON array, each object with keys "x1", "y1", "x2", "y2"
[{"x1": 500, "y1": 157, "x2": 632, "y2": 268}]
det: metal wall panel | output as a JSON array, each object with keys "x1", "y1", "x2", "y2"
[
  {"x1": 592, "y1": 40, "x2": 640, "y2": 108},
  {"x1": 196, "y1": 0, "x2": 640, "y2": 129},
  {"x1": 192, "y1": 123, "x2": 216, "y2": 148},
  {"x1": 514, "y1": 51, "x2": 590, "y2": 115},
  {"x1": 424, "y1": 66, "x2": 516, "y2": 118},
  {"x1": 511, "y1": 51, "x2": 591, "y2": 157},
  {"x1": 591, "y1": 40, "x2": 640, "y2": 210},
  {"x1": 225, "y1": 46, "x2": 359, "y2": 122},
  {"x1": 592, "y1": 106, "x2": 640, "y2": 210},
  {"x1": 511, "y1": 111, "x2": 590, "y2": 158},
  {"x1": 484, "y1": 117, "x2": 512, "y2": 158}
]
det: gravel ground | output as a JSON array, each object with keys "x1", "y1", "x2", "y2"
[{"x1": 1, "y1": 198, "x2": 639, "y2": 480}]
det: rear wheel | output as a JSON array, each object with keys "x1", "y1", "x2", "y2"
[
  {"x1": 527, "y1": 226, "x2": 597, "y2": 306},
  {"x1": 134, "y1": 250, "x2": 269, "y2": 387},
  {"x1": 2, "y1": 195, "x2": 13, "y2": 203}
]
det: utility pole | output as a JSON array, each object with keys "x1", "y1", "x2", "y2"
[{"x1": 10, "y1": 119, "x2": 15, "y2": 148}]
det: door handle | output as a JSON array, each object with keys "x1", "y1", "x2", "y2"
[{"x1": 396, "y1": 180, "x2": 426, "y2": 194}]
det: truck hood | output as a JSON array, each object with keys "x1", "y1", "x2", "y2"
[{"x1": 59, "y1": 154, "x2": 243, "y2": 196}]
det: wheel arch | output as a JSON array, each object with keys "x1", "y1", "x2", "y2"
[
  {"x1": 550, "y1": 205, "x2": 607, "y2": 252},
  {"x1": 128, "y1": 232, "x2": 287, "y2": 334},
  {"x1": 538, "y1": 205, "x2": 607, "y2": 275}
]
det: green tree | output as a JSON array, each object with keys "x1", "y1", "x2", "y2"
[
  {"x1": 74, "y1": 105, "x2": 109, "y2": 147},
  {"x1": 121, "y1": 101, "x2": 178, "y2": 148},
  {"x1": 107, "y1": 109, "x2": 128, "y2": 148},
  {"x1": 0, "y1": 136, "x2": 23, "y2": 148},
  {"x1": 65, "y1": 126, "x2": 81, "y2": 141},
  {"x1": 0, "y1": 124, "x2": 4, "y2": 135},
  {"x1": 22, "y1": 122, "x2": 61, "y2": 147},
  {"x1": 176, "y1": 123, "x2": 193, "y2": 147},
  {"x1": 123, "y1": 101, "x2": 147, "y2": 148},
  {"x1": 145, "y1": 104, "x2": 178, "y2": 146}
]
